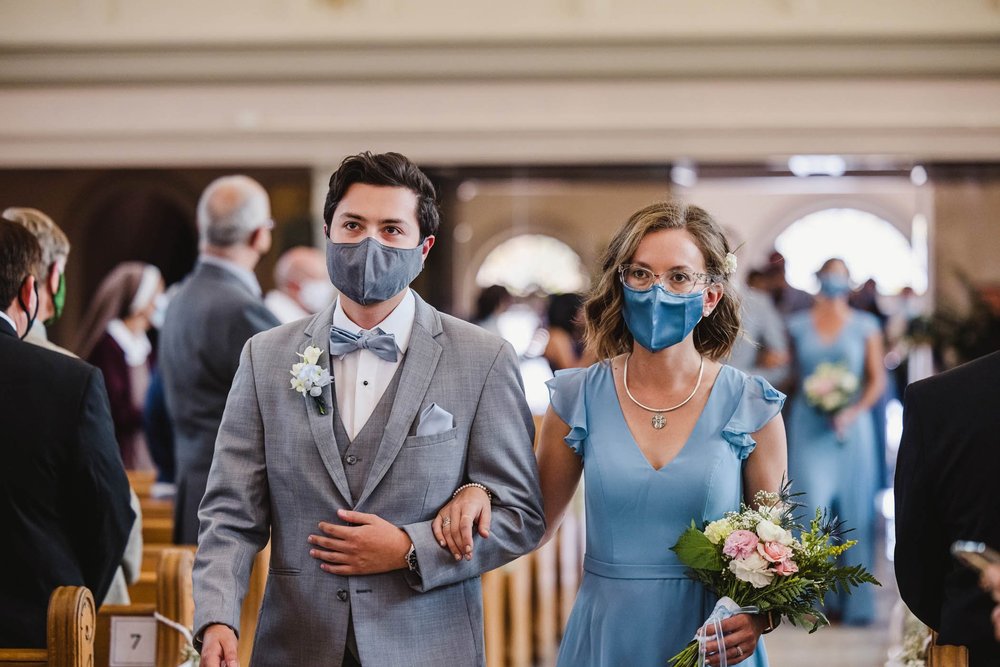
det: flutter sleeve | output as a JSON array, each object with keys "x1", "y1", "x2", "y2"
[
  {"x1": 721, "y1": 373, "x2": 786, "y2": 460},
  {"x1": 544, "y1": 366, "x2": 590, "y2": 457}
]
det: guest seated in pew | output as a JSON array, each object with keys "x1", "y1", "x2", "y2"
[{"x1": 0, "y1": 219, "x2": 134, "y2": 648}]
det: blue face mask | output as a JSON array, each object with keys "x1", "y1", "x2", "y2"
[
  {"x1": 622, "y1": 282, "x2": 704, "y2": 352},
  {"x1": 818, "y1": 275, "x2": 851, "y2": 298}
]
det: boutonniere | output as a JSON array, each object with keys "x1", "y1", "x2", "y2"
[{"x1": 289, "y1": 345, "x2": 332, "y2": 415}]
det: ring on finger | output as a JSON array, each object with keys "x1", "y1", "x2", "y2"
[
  {"x1": 736, "y1": 645, "x2": 744, "y2": 657},
  {"x1": 442, "y1": 516, "x2": 452, "y2": 527}
]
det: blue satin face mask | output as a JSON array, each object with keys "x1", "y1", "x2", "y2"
[
  {"x1": 621, "y1": 282, "x2": 704, "y2": 352},
  {"x1": 818, "y1": 274, "x2": 851, "y2": 298}
]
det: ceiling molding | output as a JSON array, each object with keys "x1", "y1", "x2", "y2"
[{"x1": 2, "y1": 38, "x2": 999, "y2": 85}]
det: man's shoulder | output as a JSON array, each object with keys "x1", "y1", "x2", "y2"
[
  {"x1": 0, "y1": 334, "x2": 97, "y2": 392},
  {"x1": 247, "y1": 316, "x2": 313, "y2": 354},
  {"x1": 437, "y1": 311, "x2": 508, "y2": 356},
  {"x1": 907, "y1": 350, "x2": 1000, "y2": 403}
]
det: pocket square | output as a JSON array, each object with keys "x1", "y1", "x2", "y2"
[{"x1": 416, "y1": 403, "x2": 455, "y2": 437}]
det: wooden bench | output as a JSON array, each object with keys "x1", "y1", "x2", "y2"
[
  {"x1": 127, "y1": 544, "x2": 197, "y2": 605},
  {"x1": 0, "y1": 586, "x2": 95, "y2": 667},
  {"x1": 95, "y1": 548, "x2": 194, "y2": 667},
  {"x1": 126, "y1": 470, "x2": 157, "y2": 499}
]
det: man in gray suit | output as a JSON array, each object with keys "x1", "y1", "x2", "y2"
[
  {"x1": 160, "y1": 175, "x2": 280, "y2": 544},
  {"x1": 196, "y1": 152, "x2": 544, "y2": 666}
]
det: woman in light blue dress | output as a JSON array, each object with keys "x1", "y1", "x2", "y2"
[
  {"x1": 786, "y1": 258, "x2": 886, "y2": 625},
  {"x1": 436, "y1": 202, "x2": 788, "y2": 667}
]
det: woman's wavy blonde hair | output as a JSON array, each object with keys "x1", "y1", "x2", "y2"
[{"x1": 583, "y1": 201, "x2": 741, "y2": 362}]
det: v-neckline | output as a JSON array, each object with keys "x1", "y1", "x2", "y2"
[
  {"x1": 608, "y1": 363, "x2": 728, "y2": 473},
  {"x1": 811, "y1": 310, "x2": 854, "y2": 347}
]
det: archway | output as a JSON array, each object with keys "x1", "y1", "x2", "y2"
[{"x1": 774, "y1": 207, "x2": 926, "y2": 295}]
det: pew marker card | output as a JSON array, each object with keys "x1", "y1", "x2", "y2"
[{"x1": 110, "y1": 616, "x2": 157, "y2": 667}]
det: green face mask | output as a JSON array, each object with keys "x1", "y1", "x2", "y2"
[{"x1": 44, "y1": 271, "x2": 66, "y2": 327}]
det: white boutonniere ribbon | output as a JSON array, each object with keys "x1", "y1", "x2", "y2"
[{"x1": 289, "y1": 345, "x2": 332, "y2": 415}]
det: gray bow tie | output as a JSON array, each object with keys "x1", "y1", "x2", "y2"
[{"x1": 329, "y1": 325, "x2": 398, "y2": 362}]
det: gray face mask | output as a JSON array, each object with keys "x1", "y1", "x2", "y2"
[{"x1": 326, "y1": 237, "x2": 424, "y2": 306}]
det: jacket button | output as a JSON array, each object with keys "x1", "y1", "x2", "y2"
[
  {"x1": 345, "y1": 455, "x2": 358, "y2": 465},
  {"x1": 337, "y1": 589, "x2": 348, "y2": 602}
]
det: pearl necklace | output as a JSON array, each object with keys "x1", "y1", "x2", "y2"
[{"x1": 622, "y1": 353, "x2": 705, "y2": 430}]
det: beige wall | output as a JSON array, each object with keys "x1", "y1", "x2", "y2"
[
  {"x1": 932, "y1": 173, "x2": 1000, "y2": 311},
  {"x1": 449, "y1": 179, "x2": 671, "y2": 317}
]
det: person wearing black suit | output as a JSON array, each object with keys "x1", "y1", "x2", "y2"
[
  {"x1": 895, "y1": 350, "x2": 1000, "y2": 666},
  {"x1": 0, "y1": 219, "x2": 134, "y2": 648},
  {"x1": 159, "y1": 175, "x2": 279, "y2": 544}
]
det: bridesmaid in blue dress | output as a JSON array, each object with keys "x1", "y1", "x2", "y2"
[
  {"x1": 436, "y1": 202, "x2": 788, "y2": 667},
  {"x1": 786, "y1": 258, "x2": 886, "y2": 625}
]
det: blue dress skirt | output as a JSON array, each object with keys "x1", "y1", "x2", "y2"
[
  {"x1": 786, "y1": 309, "x2": 880, "y2": 625},
  {"x1": 549, "y1": 363, "x2": 785, "y2": 667}
]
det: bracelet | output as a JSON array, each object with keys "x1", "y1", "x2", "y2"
[
  {"x1": 452, "y1": 482, "x2": 492, "y2": 502},
  {"x1": 761, "y1": 611, "x2": 780, "y2": 634}
]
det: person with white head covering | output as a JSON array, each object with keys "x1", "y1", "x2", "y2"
[{"x1": 75, "y1": 261, "x2": 164, "y2": 470}]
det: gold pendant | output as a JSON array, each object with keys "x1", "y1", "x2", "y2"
[{"x1": 651, "y1": 414, "x2": 666, "y2": 429}]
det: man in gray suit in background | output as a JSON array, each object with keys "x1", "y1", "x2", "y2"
[
  {"x1": 195, "y1": 152, "x2": 544, "y2": 666},
  {"x1": 160, "y1": 176, "x2": 280, "y2": 544}
]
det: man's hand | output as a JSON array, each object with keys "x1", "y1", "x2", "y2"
[
  {"x1": 308, "y1": 509, "x2": 412, "y2": 576},
  {"x1": 200, "y1": 624, "x2": 239, "y2": 667},
  {"x1": 432, "y1": 486, "x2": 492, "y2": 561}
]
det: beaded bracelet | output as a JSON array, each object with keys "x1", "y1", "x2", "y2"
[{"x1": 452, "y1": 482, "x2": 493, "y2": 502}]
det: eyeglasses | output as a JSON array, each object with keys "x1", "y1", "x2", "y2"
[{"x1": 618, "y1": 264, "x2": 718, "y2": 295}]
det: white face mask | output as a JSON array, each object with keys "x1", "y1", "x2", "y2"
[
  {"x1": 299, "y1": 280, "x2": 336, "y2": 314},
  {"x1": 149, "y1": 293, "x2": 169, "y2": 330}
]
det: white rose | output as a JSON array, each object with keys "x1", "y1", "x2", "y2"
[
  {"x1": 728, "y1": 552, "x2": 774, "y2": 589},
  {"x1": 301, "y1": 345, "x2": 322, "y2": 366},
  {"x1": 755, "y1": 520, "x2": 794, "y2": 546},
  {"x1": 704, "y1": 519, "x2": 734, "y2": 545}
]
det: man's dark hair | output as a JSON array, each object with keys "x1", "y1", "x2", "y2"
[
  {"x1": 323, "y1": 151, "x2": 440, "y2": 239},
  {"x1": 0, "y1": 218, "x2": 42, "y2": 308}
]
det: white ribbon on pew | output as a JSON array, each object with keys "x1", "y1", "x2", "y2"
[{"x1": 153, "y1": 612, "x2": 199, "y2": 667}]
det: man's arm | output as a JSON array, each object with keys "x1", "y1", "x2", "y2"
[
  {"x1": 894, "y1": 382, "x2": 947, "y2": 630},
  {"x1": 70, "y1": 368, "x2": 135, "y2": 606},
  {"x1": 402, "y1": 341, "x2": 545, "y2": 592},
  {"x1": 193, "y1": 339, "x2": 271, "y2": 644}
]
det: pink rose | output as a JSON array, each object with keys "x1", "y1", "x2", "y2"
[
  {"x1": 722, "y1": 530, "x2": 760, "y2": 560},
  {"x1": 774, "y1": 558, "x2": 799, "y2": 576},
  {"x1": 757, "y1": 541, "x2": 792, "y2": 564}
]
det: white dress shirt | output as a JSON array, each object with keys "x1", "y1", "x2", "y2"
[
  {"x1": 331, "y1": 289, "x2": 415, "y2": 440},
  {"x1": 0, "y1": 310, "x2": 17, "y2": 334},
  {"x1": 264, "y1": 289, "x2": 310, "y2": 324}
]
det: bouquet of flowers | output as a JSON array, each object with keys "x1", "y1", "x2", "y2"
[
  {"x1": 803, "y1": 361, "x2": 859, "y2": 415},
  {"x1": 668, "y1": 482, "x2": 880, "y2": 667}
]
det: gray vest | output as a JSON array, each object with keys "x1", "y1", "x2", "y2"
[{"x1": 331, "y1": 367, "x2": 404, "y2": 505}]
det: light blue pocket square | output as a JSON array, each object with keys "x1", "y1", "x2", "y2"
[{"x1": 416, "y1": 403, "x2": 455, "y2": 436}]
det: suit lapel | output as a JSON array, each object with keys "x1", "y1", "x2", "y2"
[
  {"x1": 303, "y1": 304, "x2": 354, "y2": 505},
  {"x1": 355, "y1": 295, "x2": 443, "y2": 508}
]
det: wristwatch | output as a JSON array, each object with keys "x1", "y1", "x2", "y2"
[{"x1": 405, "y1": 544, "x2": 420, "y2": 575}]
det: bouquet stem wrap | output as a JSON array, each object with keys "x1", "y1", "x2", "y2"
[{"x1": 697, "y1": 597, "x2": 759, "y2": 667}]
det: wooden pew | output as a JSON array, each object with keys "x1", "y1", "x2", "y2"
[
  {"x1": 95, "y1": 548, "x2": 194, "y2": 667},
  {"x1": 126, "y1": 470, "x2": 157, "y2": 499},
  {"x1": 0, "y1": 586, "x2": 95, "y2": 667}
]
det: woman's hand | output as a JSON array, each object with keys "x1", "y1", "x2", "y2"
[
  {"x1": 832, "y1": 405, "x2": 861, "y2": 438},
  {"x1": 700, "y1": 613, "x2": 767, "y2": 666},
  {"x1": 432, "y1": 486, "x2": 492, "y2": 561}
]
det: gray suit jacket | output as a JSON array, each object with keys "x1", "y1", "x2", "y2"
[
  {"x1": 193, "y1": 293, "x2": 544, "y2": 666},
  {"x1": 159, "y1": 261, "x2": 279, "y2": 544}
]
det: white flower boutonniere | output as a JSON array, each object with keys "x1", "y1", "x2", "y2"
[{"x1": 290, "y1": 345, "x2": 332, "y2": 415}]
